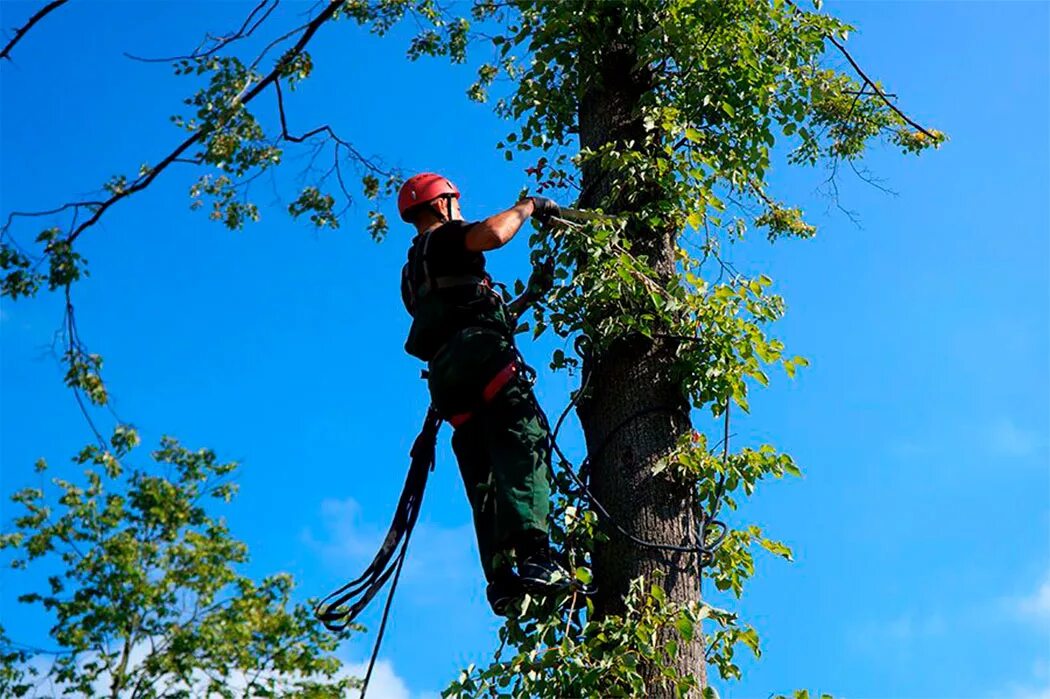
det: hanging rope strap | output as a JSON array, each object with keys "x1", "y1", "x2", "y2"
[{"x1": 315, "y1": 408, "x2": 442, "y2": 632}]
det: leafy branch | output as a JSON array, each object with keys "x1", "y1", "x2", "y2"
[
  {"x1": 784, "y1": 0, "x2": 943, "y2": 145},
  {"x1": 68, "y1": 0, "x2": 342, "y2": 245}
]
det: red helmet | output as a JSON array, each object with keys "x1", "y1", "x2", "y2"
[{"x1": 397, "y1": 172, "x2": 460, "y2": 222}]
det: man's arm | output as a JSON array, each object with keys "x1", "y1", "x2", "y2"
[
  {"x1": 465, "y1": 196, "x2": 560, "y2": 252},
  {"x1": 465, "y1": 199, "x2": 535, "y2": 252}
]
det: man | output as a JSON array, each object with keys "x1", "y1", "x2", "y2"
[{"x1": 397, "y1": 172, "x2": 566, "y2": 615}]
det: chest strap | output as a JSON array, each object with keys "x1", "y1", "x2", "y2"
[
  {"x1": 429, "y1": 274, "x2": 488, "y2": 291},
  {"x1": 446, "y1": 361, "x2": 519, "y2": 428}
]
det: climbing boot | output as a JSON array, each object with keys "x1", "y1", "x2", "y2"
[
  {"x1": 486, "y1": 571, "x2": 524, "y2": 616},
  {"x1": 517, "y1": 549, "x2": 571, "y2": 595}
]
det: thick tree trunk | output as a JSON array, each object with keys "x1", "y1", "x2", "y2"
[{"x1": 575, "y1": 8, "x2": 706, "y2": 695}]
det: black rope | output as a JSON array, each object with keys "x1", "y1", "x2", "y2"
[
  {"x1": 541, "y1": 335, "x2": 729, "y2": 564},
  {"x1": 315, "y1": 408, "x2": 441, "y2": 698},
  {"x1": 360, "y1": 537, "x2": 409, "y2": 698}
]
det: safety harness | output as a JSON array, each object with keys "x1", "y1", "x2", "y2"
[
  {"x1": 400, "y1": 216, "x2": 521, "y2": 430},
  {"x1": 446, "y1": 361, "x2": 519, "y2": 427},
  {"x1": 400, "y1": 215, "x2": 489, "y2": 317}
]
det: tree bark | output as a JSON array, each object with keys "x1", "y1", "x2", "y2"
[{"x1": 575, "y1": 6, "x2": 706, "y2": 694}]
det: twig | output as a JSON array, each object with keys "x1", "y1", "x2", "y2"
[
  {"x1": 564, "y1": 591, "x2": 578, "y2": 640},
  {"x1": 824, "y1": 32, "x2": 936, "y2": 138},
  {"x1": 63, "y1": 287, "x2": 107, "y2": 451},
  {"x1": 0, "y1": 0, "x2": 69, "y2": 62},
  {"x1": 124, "y1": 0, "x2": 279, "y2": 63},
  {"x1": 847, "y1": 159, "x2": 897, "y2": 196},
  {"x1": 274, "y1": 79, "x2": 394, "y2": 177}
]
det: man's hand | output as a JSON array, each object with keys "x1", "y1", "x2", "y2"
[
  {"x1": 528, "y1": 256, "x2": 555, "y2": 293},
  {"x1": 529, "y1": 196, "x2": 560, "y2": 222},
  {"x1": 509, "y1": 256, "x2": 556, "y2": 322}
]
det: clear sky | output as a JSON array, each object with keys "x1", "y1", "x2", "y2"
[{"x1": 1, "y1": 2, "x2": 1047, "y2": 698}]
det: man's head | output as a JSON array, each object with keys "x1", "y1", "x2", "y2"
[{"x1": 398, "y1": 173, "x2": 462, "y2": 231}]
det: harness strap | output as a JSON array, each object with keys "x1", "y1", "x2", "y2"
[
  {"x1": 420, "y1": 228, "x2": 436, "y2": 294},
  {"x1": 447, "y1": 361, "x2": 519, "y2": 428},
  {"x1": 431, "y1": 274, "x2": 487, "y2": 290}
]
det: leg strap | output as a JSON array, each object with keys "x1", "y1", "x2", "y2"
[{"x1": 448, "y1": 361, "x2": 519, "y2": 428}]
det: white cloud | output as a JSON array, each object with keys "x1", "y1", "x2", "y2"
[
  {"x1": 996, "y1": 658, "x2": 1050, "y2": 699},
  {"x1": 304, "y1": 497, "x2": 386, "y2": 561},
  {"x1": 988, "y1": 418, "x2": 1041, "y2": 458},
  {"x1": 1005, "y1": 683, "x2": 1050, "y2": 699},
  {"x1": 344, "y1": 658, "x2": 430, "y2": 699},
  {"x1": 303, "y1": 497, "x2": 481, "y2": 605},
  {"x1": 1014, "y1": 571, "x2": 1050, "y2": 623},
  {"x1": 882, "y1": 612, "x2": 947, "y2": 642},
  {"x1": 18, "y1": 635, "x2": 398, "y2": 698}
]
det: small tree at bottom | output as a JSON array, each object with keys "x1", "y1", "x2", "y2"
[{"x1": 0, "y1": 432, "x2": 356, "y2": 698}]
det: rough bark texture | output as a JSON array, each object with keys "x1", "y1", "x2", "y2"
[{"x1": 575, "y1": 8, "x2": 706, "y2": 694}]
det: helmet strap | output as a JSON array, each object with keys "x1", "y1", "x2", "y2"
[{"x1": 426, "y1": 195, "x2": 454, "y2": 224}]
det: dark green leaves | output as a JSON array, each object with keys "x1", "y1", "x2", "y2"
[
  {"x1": 289, "y1": 186, "x2": 338, "y2": 229},
  {"x1": 0, "y1": 243, "x2": 42, "y2": 299}
]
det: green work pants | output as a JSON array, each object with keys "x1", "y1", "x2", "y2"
[{"x1": 427, "y1": 328, "x2": 552, "y2": 582}]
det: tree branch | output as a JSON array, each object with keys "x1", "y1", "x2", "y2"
[
  {"x1": 786, "y1": 0, "x2": 938, "y2": 139},
  {"x1": 124, "y1": 0, "x2": 279, "y2": 63},
  {"x1": 62, "y1": 0, "x2": 343, "y2": 245},
  {"x1": 0, "y1": 0, "x2": 70, "y2": 63},
  {"x1": 274, "y1": 78, "x2": 395, "y2": 177}
]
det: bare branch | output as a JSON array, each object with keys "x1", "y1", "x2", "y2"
[
  {"x1": 124, "y1": 0, "x2": 279, "y2": 63},
  {"x1": 0, "y1": 0, "x2": 70, "y2": 63},
  {"x1": 819, "y1": 159, "x2": 862, "y2": 228},
  {"x1": 2, "y1": 201, "x2": 103, "y2": 237},
  {"x1": 847, "y1": 159, "x2": 898, "y2": 196},
  {"x1": 274, "y1": 79, "x2": 395, "y2": 177}
]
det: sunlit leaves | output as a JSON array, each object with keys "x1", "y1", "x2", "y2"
[
  {"x1": 279, "y1": 49, "x2": 314, "y2": 88},
  {"x1": 289, "y1": 186, "x2": 338, "y2": 229},
  {"x1": 38, "y1": 227, "x2": 88, "y2": 290},
  {"x1": 63, "y1": 349, "x2": 107, "y2": 406},
  {"x1": 0, "y1": 243, "x2": 42, "y2": 299},
  {"x1": 445, "y1": 576, "x2": 707, "y2": 698},
  {"x1": 2, "y1": 437, "x2": 356, "y2": 696},
  {"x1": 755, "y1": 202, "x2": 817, "y2": 242}
]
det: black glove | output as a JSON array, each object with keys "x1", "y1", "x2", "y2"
[
  {"x1": 529, "y1": 196, "x2": 560, "y2": 222},
  {"x1": 529, "y1": 256, "x2": 555, "y2": 291}
]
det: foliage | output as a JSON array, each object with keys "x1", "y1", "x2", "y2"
[
  {"x1": 0, "y1": 0, "x2": 943, "y2": 695},
  {"x1": 0, "y1": 430, "x2": 357, "y2": 698},
  {"x1": 445, "y1": 577, "x2": 706, "y2": 698},
  {"x1": 0, "y1": 625, "x2": 34, "y2": 698}
]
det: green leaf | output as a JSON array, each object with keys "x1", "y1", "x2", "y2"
[{"x1": 675, "y1": 613, "x2": 694, "y2": 642}]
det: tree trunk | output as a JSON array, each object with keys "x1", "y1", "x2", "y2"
[{"x1": 575, "y1": 7, "x2": 706, "y2": 694}]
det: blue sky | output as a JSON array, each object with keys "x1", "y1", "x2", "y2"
[{"x1": 1, "y1": 2, "x2": 1047, "y2": 698}]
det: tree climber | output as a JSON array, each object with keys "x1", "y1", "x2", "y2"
[{"x1": 398, "y1": 172, "x2": 566, "y2": 615}]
